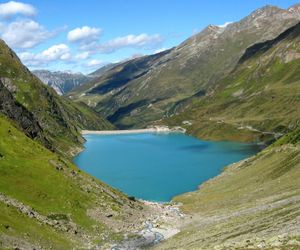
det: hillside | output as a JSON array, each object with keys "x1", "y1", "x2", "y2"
[
  {"x1": 33, "y1": 70, "x2": 90, "y2": 95},
  {"x1": 156, "y1": 124, "x2": 300, "y2": 249},
  {"x1": 163, "y1": 21, "x2": 300, "y2": 143},
  {"x1": 0, "y1": 39, "x2": 113, "y2": 156},
  {"x1": 0, "y1": 114, "x2": 159, "y2": 249},
  {"x1": 152, "y1": 19, "x2": 300, "y2": 250},
  {"x1": 0, "y1": 39, "x2": 167, "y2": 249},
  {"x1": 68, "y1": 49, "x2": 172, "y2": 115},
  {"x1": 70, "y1": 4, "x2": 300, "y2": 129}
]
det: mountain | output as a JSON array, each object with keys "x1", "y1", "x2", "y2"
[
  {"x1": 0, "y1": 40, "x2": 159, "y2": 248},
  {"x1": 163, "y1": 21, "x2": 300, "y2": 143},
  {"x1": 70, "y1": 4, "x2": 300, "y2": 129},
  {"x1": 0, "y1": 39, "x2": 112, "y2": 157},
  {"x1": 68, "y1": 49, "x2": 172, "y2": 110},
  {"x1": 154, "y1": 18, "x2": 300, "y2": 250},
  {"x1": 33, "y1": 70, "x2": 90, "y2": 95},
  {"x1": 0, "y1": 114, "x2": 153, "y2": 249}
]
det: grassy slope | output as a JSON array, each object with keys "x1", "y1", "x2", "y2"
[
  {"x1": 0, "y1": 41, "x2": 149, "y2": 249},
  {"x1": 0, "y1": 40, "x2": 113, "y2": 156},
  {"x1": 156, "y1": 127, "x2": 300, "y2": 249},
  {"x1": 163, "y1": 23, "x2": 300, "y2": 143},
  {"x1": 0, "y1": 114, "x2": 147, "y2": 249}
]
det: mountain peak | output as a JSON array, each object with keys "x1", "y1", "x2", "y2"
[
  {"x1": 288, "y1": 3, "x2": 300, "y2": 16},
  {"x1": 247, "y1": 4, "x2": 282, "y2": 19},
  {"x1": 204, "y1": 24, "x2": 222, "y2": 32}
]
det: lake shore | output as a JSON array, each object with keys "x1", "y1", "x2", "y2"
[{"x1": 82, "y1": 126, "x2": 186, "y2": 135}]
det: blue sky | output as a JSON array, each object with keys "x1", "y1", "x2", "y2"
[{"x1": 0, "y1": 0, "x2": 298, "y2": 73}]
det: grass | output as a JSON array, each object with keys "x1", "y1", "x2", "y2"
[
  {"x1": 0, "y1": 202, "x2": 75, "y2": 249},
  {"x1": 0, "y1": 114, "x2": 141, "y2": 248},
  {"x1": 0, "y1": 40, "x2": 113, "y2": 157},
  {"x1": 163, "y1": 33, "x2": 300, "y2": 143},
  {"x1": 156, "y1": 128, "x2": 300, "y2": 249}
]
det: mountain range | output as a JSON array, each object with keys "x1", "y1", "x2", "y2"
[
  {"x1": 70, "y1": 4, "x2": 300, "y2": 130},
  {"x1": 33, "y1": 70, "x2": 90, "y2": 95},
  {"x1": 32, "y1": 66, "x2": 118, "y2": 96}
]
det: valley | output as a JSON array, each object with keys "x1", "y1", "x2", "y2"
[{"x1": 0, "y1": 1, "x2": 299, "y2": 250}]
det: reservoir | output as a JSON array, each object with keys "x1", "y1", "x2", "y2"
[{"x1": 74, "y1": 132, "x2": 259, "y2": 202}]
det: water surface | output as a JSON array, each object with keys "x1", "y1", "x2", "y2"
[{"x1": 74, "y1": 133, "x2": 259, "y2": 201}]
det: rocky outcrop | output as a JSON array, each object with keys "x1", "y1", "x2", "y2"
[
  {"x1": 0, "y1": 79, "x2": 52, "y2": 149},
  {"x1": 0, "y1": 193, "x2": 78, "y2": 233}
]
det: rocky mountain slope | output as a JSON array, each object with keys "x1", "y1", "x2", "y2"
[
  {"x1": 33, "y1": 70, "x2": 90, "y2": 95},
  {"x1": 153, "y1": 18, "x2": 300, "y2": 250},
  {"x1": 163, "y1": 21, "x2": 300, "y2": 143},
  {"x1": 0, "y1": 39, "x2": 113, "y2": 156},
  {"x1": 70, "y1": 4, "x2": 300, "y2": 129}
]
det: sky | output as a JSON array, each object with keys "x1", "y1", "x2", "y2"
[{"x1": 0, "y1": 0, "x2": 298, "y2": 74}]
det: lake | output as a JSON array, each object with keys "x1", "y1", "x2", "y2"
[{"x1": 73, "y1": 133, "x2": 259, "y2": 202}]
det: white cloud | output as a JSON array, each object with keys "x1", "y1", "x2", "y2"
[
  {"x1": 97, "y1": 33, "x2": 163, "y2": 53},
  {"x1": 68, "y1": 26, "x2": 101, "y2": 43},
  {"x1": 86, "y1": 59, "x2": 103, "y2": 68},
  {"x1": 0, "y1": 19, "x2": 54, "y2": 49},
  {"x1": 37, "y1": 44, "x2": 71, "y2": 61},
  {"x1": 19, "y1": 44, "x2": 72, "y2": 66},
  {"x1": 0, "y1": 1, "x2": 36, "y2": 18},
  {"x1": 75, "y1": 51, "x2": 90, "y2": 60},
  {"x1": 218, "y1": 22, "x2": 232, "y2": 28}
]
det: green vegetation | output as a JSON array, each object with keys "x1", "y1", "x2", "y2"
[
  {"x1": 0, "y1": 39, "x2": 113, "y2": 157},
  {"x1": 155, "y1": 22, "x2": 300, "y2": 249},
  {"x1": 156, "y1": 121, "x2": 300, "y2": 250},
  {"x1": 163, "y1": 22, "x2": 300, "y2": 143},
  {"x1": 0, "y1": 40, "x2": 147, "y2": 248},
  {"x1": 0, "y1": 114, "x2": 146, "y2": 248}
]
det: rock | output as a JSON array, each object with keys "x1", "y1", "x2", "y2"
[
  {"x1": 128, "y1": 196, "x2": 136, "y2": 202},
  {"x1": 56, "y1": 165, "x2": 63, "y2": 171},
  {"x1": 1, "y1": 77, "x2": 17, "y2": 93}
]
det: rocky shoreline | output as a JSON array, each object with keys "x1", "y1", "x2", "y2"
[{"x1": 108, "y1": 200, "x2": 185, "y2": 250}]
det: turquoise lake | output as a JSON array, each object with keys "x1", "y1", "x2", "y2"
[{"x1": 74, "y1": 133, "x2": 260, "y2": 202}]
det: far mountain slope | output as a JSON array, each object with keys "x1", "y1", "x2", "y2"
[
  {"x1": 163, "y1": 21, "x2": 300, "y2": 143},
  {"x1": 70, "y1": 4, "x2": 300, "y2": 129},
  {"x1": 87, "y1": 63, "x2": 118, "y2": 78},
  {"x1": 69, "y1": 49, "x2": 173, "y2": 110}
]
